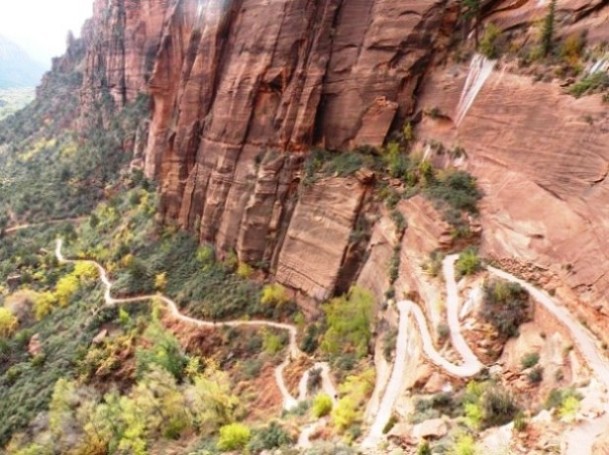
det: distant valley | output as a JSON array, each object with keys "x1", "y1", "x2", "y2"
[{"x1": 0, "y1": 34, "x2": 44, "y2": 89}]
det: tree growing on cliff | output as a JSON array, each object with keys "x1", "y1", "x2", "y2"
[{"x1": 541, "y1": 0, "x2": 557, "y2": 57}]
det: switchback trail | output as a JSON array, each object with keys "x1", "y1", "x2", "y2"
[
  {"x1": 4, "y1": 217, "x2": 86, "y2": 235},
  {"x1": 55, "y1": 239, "x2": 609, "y2": 452},
  {"x1": 362, "y1": 255, "x2": 484, "y2": 448},
  {"x1": 488, "y1": 266, "x2": 609, "y2": 455},
  {"x1": 54, "y1": 239, "x2": 337, "y2": 416}
]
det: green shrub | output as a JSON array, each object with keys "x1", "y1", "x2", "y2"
[
  {"x1": 480, "y1": 23, "x2": 502, "y2": 59},
  {"x1": 540, "y1": 0, "x2": 556, "y2": 57},
  {"x1": 260, "y1": 283, "x2": 290, "y2": 308},
  {"x1": 307, "y1": 367, "x2": 322, "y2": 393},
  {"x1": 481, "y1": 385, "x2": 519, "y2": 428},
  {"x1": 389, "y1": 246, "x2": 401, "y2": 284},
  {"x1": 382, "y1": 414, "x2": 398, "y2": 434},
  {"x1": 545, "y1": 387, "x2": 582, "y2": 413},
  {"x1": 332, "y1": 397, "x2": 359, "y2": 432},
  {"x1": 417, "y1": 441, "x2": 432, "y2": 455},
  {"x1": 247, "y1": 422, "x2": 292, "y2": 452},
  {"x1": 464, "y1": 402, "x2": 484, "y2": 429},
  {"x1": 424, "y1": 169, "x2": 482, "y2": 230},
  {"x1": 321, "y1": 286, "x2": 374, "y2": 360},
  {"x1": 135, "y1": 322, "x2": 188, "y2": 380},
  {"x1": 521, "y1": 352, "x2": 540, "y2": 369},
  {"x1": 455, "y1": 248, "x2": 481, "y2": 277},
  {"x1": 422, "y1": 251, "x2": 444, "y2": 278},
  {"x1": 217, "y1": 423, "x2": 251, "y2": 451},
  {"x1": 0, "y1": 307, "x2": 18, "y2": 338},
  {"x1": 569, "y1": 72, "x2": 609, "y2": 98},
  {"x1": 425, "y1": 170, "x2": 482, "y2": 215},
  {"x1": 452, "y1": 434, "x2": 478, "y2": 455},
  {"x1": 236, "y1": 262, "x2": 253, "y2": 279},
  {"x1": 528, "y1": 366, "x2": 543, "y2": 384},
  {"x1": 383, "y1": 329, "x2": 398, "y2": 361},
  {"x1": 559, "y1": 395, "x2": 580, "y2": 421},
  {"x1": 300, "y1": 324, "x2": 320, "y2": 354},
  {"x1": 560, "y1": 34, "x2": 585, "y2": 66},
  {"x1": 391, "y1": 210, "x2": 407, "y2": 234},
  {"x1": 481, "y1": 279, "x2": 530, "y2": 339},
  {"x1": 262, "y1": 330, "x2": 284, "y2": 355},
  {"x1": 513, "y1": 411, "x2": 528, "y2": 431},
  {"x1": 463, "y1": 381, "x2": 519, "y2": 430},
  {"x1": 312, "y1": 393, "x2": 334, "y2": 418}
]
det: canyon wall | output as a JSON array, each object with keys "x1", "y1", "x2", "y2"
[
  {"x1": 137, "y1": 0, "x2": 451, "y2": 301},
  {"x1": 77, "y1": 0, "x2": 609, "y2": 322}
]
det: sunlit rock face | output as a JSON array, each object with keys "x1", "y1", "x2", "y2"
[
  {"x1": 80, "y1": 0, "x2": 609, "y2": 313},
  {"x1": 138, "y1": 0, "x2": 449, "y2": 300}
]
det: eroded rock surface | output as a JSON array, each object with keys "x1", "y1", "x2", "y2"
[{"x1": 77, "y1": 0, "x2": 609, "y2": 311}]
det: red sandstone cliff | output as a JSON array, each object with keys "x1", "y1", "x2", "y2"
[
  {"x1": 77, "y1": 0, "x2": 609, "y2": 326},
  {"x1": 79, "y1": 0, "x2": 453, "y2": 301}
]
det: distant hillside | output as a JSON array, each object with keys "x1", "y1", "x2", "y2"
[{"x1": 0, "y1": 35, "x2": 45, "y2": 88}]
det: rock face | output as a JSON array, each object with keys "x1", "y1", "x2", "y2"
[
  {"x1": 81, "y1": 0, "x2": 173, "y2": 110},
  {"x1": 77, "y1": 0, "x2": 609, "y2": 314},
  {"x1": 81, "y1": 0, "x2": 431, "y2": 298},
  {"x1": 144, "y1": 0, "x2": 452, "y2": 288},
  {"x1": 416, "y1": 54, "x2": 609, "y2": 336},
  {"x1": 105, "y1": 0, "x2": 450, "y2": 299}
]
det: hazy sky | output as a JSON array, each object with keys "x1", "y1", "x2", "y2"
[{"x1": 0, "y1": 0, "x2": 94, "y2": 66}]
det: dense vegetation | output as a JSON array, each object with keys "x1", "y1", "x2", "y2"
[
  {"x1": 481, "y1": 279, "x2": 531, "y2": 340},
  {"x1": 303, "y1": 128, "x2": 483, "y2": 242},
  {"x1": 0, "y1": 178, "x2": 386, "y2": 453}
]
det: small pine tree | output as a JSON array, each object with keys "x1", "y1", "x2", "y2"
[{"x1": 541, "y1": 0, "x2": 557, "y2": 57}]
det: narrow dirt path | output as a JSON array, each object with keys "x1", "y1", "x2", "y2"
[
  {"x1": 487, "y1": 266, "x2": 609, "y2": 455},
  {"x1": 4, "y1": 217, "x2": 86, "y2": 235},
  {"x1": 362, "y1": 255, "x2": 484, "y2": 448},
  {"x1": 56, "y1": 237, "x2": 609, "y2": 453},
  {"x1": 55, "y1": 239, "x2": 336, "y2": 416}
]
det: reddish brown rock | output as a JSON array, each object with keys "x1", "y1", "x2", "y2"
[
  {"x1": 276, "y1": 177, "x2": 366, "y2": 300},
  {"x1": 81, "y1": 0, "x2": 174, "y2": 111},
  {"x1": 417, "y1": 55, "x2": 609, "y2": 339},
  {"x1": 138, "y1": 0, "x2": 451, "y2": 299},
  {"x1": 74, "y1": 0, "x2": 609, "y2": 308}
]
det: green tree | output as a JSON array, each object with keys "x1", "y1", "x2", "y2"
[
  {"x1": 131, "y1": 368, "x2": 190, "y2": 439},
  {"x1": 321, "y1": 287, "x2": 374, "y2": 359},
  {"x1": 192, "y1": 368, "x2": 240, "y2": 433},
  {"x1": 55, "y1": 274, "x2": 79, "y2": 307},
  {"x1": 217, "y1": 423, "x2": 251, "y2": 451},
  {"x1": 455, "y1": 248, "x2": 481, "y2": 277},
  {"x1": 541, "y1": 0, "x2": 557, "y2": 57},
  {"x1": 417, "y1": 441, "x2": 432, "y2": 455},
  {"x1": 49, "y1": 378, "x2": 77, "y2": 438},
  {"x1": 260, "y1": 283, "x2": 290, "y2": 308},
  {"x1": 312, "y1": 393, "x2": 333, "y2": 418},
  {"x1": 135, "y1": 323, "x2": 188, "y2": 380},
  {"x1": 0, "y1": 307, "x2": 18, "y2": 338}
]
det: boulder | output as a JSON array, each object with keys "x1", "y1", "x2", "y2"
[{"x1": 412, "y1": 418, "x2": 448, "y2": 440}]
